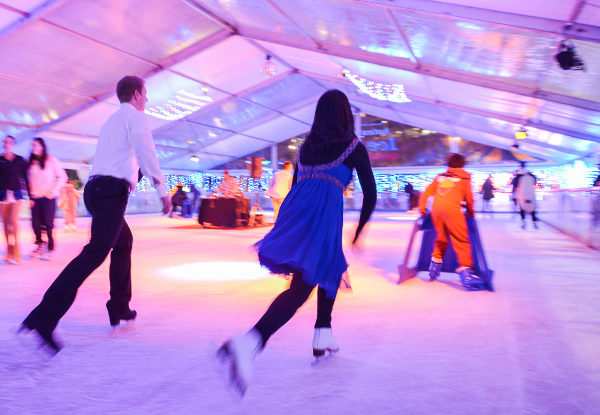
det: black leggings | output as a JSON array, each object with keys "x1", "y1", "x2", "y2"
[
  {"x1": 520, "y1": 209, "x2": 537, "y2": 221},
  {"x1": 32, "y1": 197, "x2": 57, "y2": 251},
  {"x1": 253, "y1": 273, "x2": 336, "y2": 347}
]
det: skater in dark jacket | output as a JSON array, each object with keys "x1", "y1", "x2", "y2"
[
  {"x1": 481, "y1": 175, "x2": 494, "y2": 212},
  {"x1": 218, "y1": 90, "x2": 377, "y2": 396}
]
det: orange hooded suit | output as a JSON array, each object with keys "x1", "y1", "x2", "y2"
[{"x1": 418, "y1": 167, "x2": 474, "y2": 269}]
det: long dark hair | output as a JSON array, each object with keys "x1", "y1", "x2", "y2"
[
  {"x1": 305, "y1": 90, "x2": 356, "y2": 151},
  {"x1": 29, "y1": 137, "x2": 48, "y2": 169}
]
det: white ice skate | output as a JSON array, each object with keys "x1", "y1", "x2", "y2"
[
  {"x1": 217, "y1": 329, "x2": 262, "y2": 396},
  {"x1": 312, "y1": 328, "x2": 339, "y2": 365}
]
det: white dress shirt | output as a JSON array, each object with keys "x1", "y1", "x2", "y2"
[
  {"x1": 267, "y1": 170, "x2": 293, "y2": 200},
  {"x1": 28, "y1": 154, "x2": 67, "y2": 199},
  {"x1": 91, "y1": 103, "x2": 166, "y2": 197}
]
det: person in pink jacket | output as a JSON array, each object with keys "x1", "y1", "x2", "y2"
[
  {"x1": 266, "y1": 161, "x2": 293, "y2": 223},
  {"x1": 28, "y1": 137, "x2": 67, "y2": 260}
]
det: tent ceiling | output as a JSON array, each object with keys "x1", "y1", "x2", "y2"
[{"x1": 0, "y1": 0, "x2": 598, "y2": 170}]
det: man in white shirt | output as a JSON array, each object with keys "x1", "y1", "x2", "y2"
[
  {"x1": 21, "y1": 76, "x2": 171, "y2": 353},
  {"x1": 266, "y1": 161, "x2": 293, "y2": 223}
]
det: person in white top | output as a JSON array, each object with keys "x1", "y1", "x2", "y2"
[
  {"x1": 21, "y1": 76, "x2": 171, "y2": 353},
  {"x1": 266, "y1": 161, "x2": 293, "y2": 223},
  {"x1": 28, "y1": 137, "x2": 67, "y2": 259},
  {"x1": 513, "y1": 161, "x2": 538, "y2": 230}
]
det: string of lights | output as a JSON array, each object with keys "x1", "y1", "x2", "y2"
[
  {"x1": 342, "y1": 69, "x2": 411, "y2": 103},
  {"x1": 145, "y1": 89, "x2": 213, "y2": 121},
  {"x1": 134, "y1": 164, "x2": 597, "y2": 196}
]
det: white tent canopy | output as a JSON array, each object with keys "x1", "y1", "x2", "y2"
[{"x1": 1, "y1": 0, "x2": 599, "y2": 170}]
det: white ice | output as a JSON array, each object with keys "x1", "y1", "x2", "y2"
[{"x1": 1, "y1": 213, "x2": 599, "y2": 414}]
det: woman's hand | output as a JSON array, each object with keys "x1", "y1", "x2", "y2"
[{"x1": 349, "y1": 227, "x2": 364, "y2": 252}]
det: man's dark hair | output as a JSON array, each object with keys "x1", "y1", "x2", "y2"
[
  {"x1": 5, "y1": 135, "x2": 15, "y2": 143},
  {"x1": 116, "y1": 76, "x2": 145, "y2": 103},
  {"x1": 447, "y1": 153, "x2": 465, "y2": 168},
  {"x1": 520, "y1": 161, "x2": 527, "y2": 168}
]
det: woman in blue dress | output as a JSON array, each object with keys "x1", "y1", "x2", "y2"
[{"x1": 219, "y1": 90, "x2": 377, "y2": 395}]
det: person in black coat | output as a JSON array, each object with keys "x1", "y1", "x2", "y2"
[
  {"x1": 170, "y1": 184, "x2": 187, "y2": 217},
  {"x1": 481, "y1": 175, "x2": 494, "y2": 212}
]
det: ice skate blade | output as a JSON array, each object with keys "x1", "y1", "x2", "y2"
[
  {"x1": 217, "y1": 342, "x2": 248, "y2": 397},
  {"x1": 109, "y1": 320, "x2": 136, "y2": 333},
  {"x1": 17, "y1": 324, "x2": 62, "y2": 355},
  {"x1": 463, "y1": 283, "x2": 485, "y2": 291},
  {"x1": 216, "y1": 342, "x2": 231, "y2": 363},
  {"x1": 311, "y1": 348, "x2": 339, "y2": 366}
]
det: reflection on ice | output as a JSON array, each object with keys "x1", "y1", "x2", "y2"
[{"x1": 159, "y1": 261, "x2": 271, "y2": 281}]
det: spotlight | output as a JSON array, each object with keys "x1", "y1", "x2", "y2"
[
  {"x1": 190, "y1": 155, "x2": 199, "y2": 162},
  {"x1": 515, "y1": 127, "x2": 527, "y2": 140},
  {"x1": 262, "y1": 55, "x2": 276, "y2": 76},
  {"x1": 554, "y1": 41, "x2": 586, "y2": 71}
]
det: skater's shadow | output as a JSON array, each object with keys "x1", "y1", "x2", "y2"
[
  {"x1": 394, "y1": 270, "x2": 474, "y2": 292},
  {"x1": 421, "y1": 274, "x2": 470, "y2": 291}
]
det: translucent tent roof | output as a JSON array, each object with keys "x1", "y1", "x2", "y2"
[{"x1": 1, "y1": 0, "x2": 599, "y2": 170}]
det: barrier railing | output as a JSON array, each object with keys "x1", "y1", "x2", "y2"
[
  {"x1": 538, "y1": 187, "x2": 600, "y2": 250},
  {"x1": 17, "y1": 187, "x2": 599, "y2": 251}
]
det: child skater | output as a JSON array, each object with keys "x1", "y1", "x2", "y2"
[
  {"x1": 419, "y1": 153, "x2": 485, "y2": 291},
  {"x1": 219, "y1": 90, "x2": 377, "y2": 395},
  {"x1": 58, "y1": 180, "x2": 81, "y2": 231}
]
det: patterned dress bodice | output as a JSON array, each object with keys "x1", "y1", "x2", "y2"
[{"x1": 297, "y1": 139, "x2": 359, "y2": 190}]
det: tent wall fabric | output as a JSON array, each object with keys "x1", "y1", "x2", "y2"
[{"x1": 0, "y1": 0, "x2": 598, "y2": 169}]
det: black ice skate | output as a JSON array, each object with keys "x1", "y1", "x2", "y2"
[
  {"x1": 17, "y1": 322, "x2": 62, "y2": 355},
  {"x1": 458, "y1": 268, "x2": 485, "y2": 291},
  {"x1": 428, "y1": 260, "x2": 442, "y2": 281}
]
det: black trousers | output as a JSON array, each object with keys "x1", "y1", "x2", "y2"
[
  {"x1": 253, "y1": 273, "x2": 336, "y2": 347},
  {"x1": 24, "y1": 176, "x2": 132, "y2": 334},
  {"x1": 31, "y1": 197, "x2": 56, "y2": 251},
  {"x1": 520, "y1": 209, "x2": 538, "y2": 221}
]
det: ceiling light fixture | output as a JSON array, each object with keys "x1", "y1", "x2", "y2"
[
  {"x1": 515, "y1": 127, "x2": 528, "y2": 140},
  {"x1": 342, "y1": 69, "x2": 411, "y2": 103},
  {"x1": 555, "y1": 39, "x2": 586, "y2": 71},
  {"x1": 190, "y1": 155, "x2": 200, "y2": 163},
  {"x1": 145, "y1": 89, "x2": 213, "y2": 121},
  {"x1": 262, "y1": 55, "x2": 277, "y2": 76}
]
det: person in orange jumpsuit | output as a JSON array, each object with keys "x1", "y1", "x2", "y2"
[{"x1": 418, "y1": 153, "x2": 485, "y2": 291}]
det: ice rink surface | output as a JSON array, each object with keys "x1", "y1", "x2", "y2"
[{"x1": 1, "y1": 212, "x2": 599, "y2": 414}]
